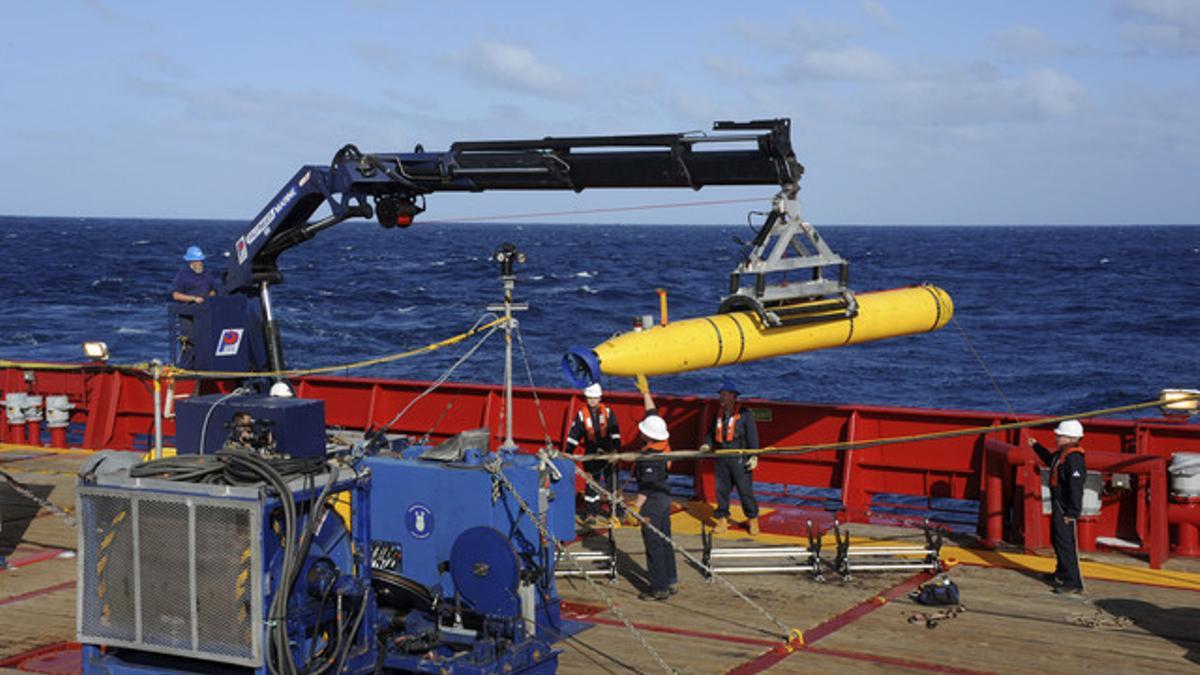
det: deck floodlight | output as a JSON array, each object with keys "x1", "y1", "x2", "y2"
[
  {"x1": 1161, "y1": 389, "x2": 1200, "y2": 418},
  {"x1": 82, "y1": 341, "x2": 110, "y2": 362}
]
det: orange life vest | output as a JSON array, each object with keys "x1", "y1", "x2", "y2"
[
  {"x1": 714, "y1": 407, "x2": 741, "y2": 444},
  {"x1": 579, "y1": 407, "x2": 610, "y2": 442},
  {"x1": 1048, "y1": 445, "x2": 1085, "y2": 488},
  {"x1": 645, "y1": 439, "x2": 671, "y2": 453}
]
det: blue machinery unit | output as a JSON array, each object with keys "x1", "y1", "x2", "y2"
[{"x1": 76, "y1": 426, "x2": 576, "y2": 674}]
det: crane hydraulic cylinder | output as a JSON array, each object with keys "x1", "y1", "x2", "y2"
[{"x1": 562, "y1": 285, "x2": 953, "y2": 384}]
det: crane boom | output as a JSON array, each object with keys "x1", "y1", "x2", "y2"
[{"x1": 222, "y1": 119, "x2": 800, "y2": 295}]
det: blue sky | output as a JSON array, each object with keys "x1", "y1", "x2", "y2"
[{"x1": 1, "y1": 1, "x2": 1197, "y2": 225}]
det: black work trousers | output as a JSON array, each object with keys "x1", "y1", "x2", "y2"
[
  {"x1": 640, "y1": 492, "x2": 677, "y2": 593},
  {"x1": 582, "y1": 460, "x2": 617, "y2": 517},
  {"x1": 1050, "y1": 504, "x2": 1083, "y2": 590},
  {"x1": 713, "y1": 457, "x2": 758, "y2": 519}
]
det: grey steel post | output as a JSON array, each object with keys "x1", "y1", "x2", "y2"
[
  {"x1": 502, "y1": 275, "x2": 516, "y2": 450},
  {"x1": 487, "y1": 244, "x2": 527, "y2": 452},
  {"x1": 152, "y1": 360, "x2": 163, "y2": 459}
]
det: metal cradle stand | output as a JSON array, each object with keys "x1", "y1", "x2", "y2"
[
  {"x1": 702, "y1": 520, "x2": 827, "y2": 582},
  {"x1": 555, "y1": 523, "x2": 618, "y2": 583},
  {"x1": 700, "y1": 519, "x2": 944, "y2": 583},
  {"x1": 833, "y1": 521, "x2": 944, "y2": 581}
]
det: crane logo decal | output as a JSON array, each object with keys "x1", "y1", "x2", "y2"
[
  {"x1": 215, "y1": 328, "x2": 245, "y2": 357},
  {"x1": 235, "y1": 236, "x2": 248, "y2": 263},
  {"x1": 405, "y1": 503, "x2": 435, "y2": 540}
]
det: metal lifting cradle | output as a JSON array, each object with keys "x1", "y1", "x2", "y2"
[{"x1": 701, "y1": 520, "x2": 945, "y2": 583}]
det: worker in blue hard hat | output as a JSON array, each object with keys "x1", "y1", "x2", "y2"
[
  {"x1": 566, "y1": 382, "x2": 622, "y2": 528},
  {"x1": 700, "y1": 379, "x2": 761, "y2": 535},
  {"x1": 171, "y1": 245, "x2": 218, "y2": 368},
  {"x1": 172, "y1": 246, "x2": 217, "y2": 305}
]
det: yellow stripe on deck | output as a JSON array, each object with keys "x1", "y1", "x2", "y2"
[
  {"x1": 664, "y1": 501, "x2": 1200, "y2": 592},
  {"x1": 0, "y1": 443, "x2": 93, "y2": 455}
]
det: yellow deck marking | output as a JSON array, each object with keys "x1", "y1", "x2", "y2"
[{"x1": 660, "y1": 501, "x2": 1200, "y2": 591}]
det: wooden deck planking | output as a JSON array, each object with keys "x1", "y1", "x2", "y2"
[{"x1": 2, "y1": 454, "x2": 1199, "y2": 673}]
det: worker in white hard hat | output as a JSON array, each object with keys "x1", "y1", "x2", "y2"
[
  {"x1": 1027, "y1": 419, "x2": 1087, "y2": 594},
  {"x1": 629, "y1": 374, "x2": 678, "y2": 600},
  {"x1": 565, "y1": 382, "x2": 622, "y2": 528}
]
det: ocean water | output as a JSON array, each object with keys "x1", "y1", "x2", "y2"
[{"x1": 1, "y1": 216, "x2": 1197, "y2": 416}]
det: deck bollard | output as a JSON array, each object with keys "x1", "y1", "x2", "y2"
[
  {"x1": 45, "y1": 395, "x2": 73, "y2": 448},
  {"x1": 23, "y1": 395, "x2": 44, "y2": 447},
  {"x1": 4, "y1": 393, "x2": 28, "y2": 445}
]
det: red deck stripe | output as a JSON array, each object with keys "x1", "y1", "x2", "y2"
[
  {"x1": 725, "y1": 570, "x2": 935, "y2": 675},
  {"x1": 0, "y1": 580, "x2": 75, "y2": 608},
  {"x1": 0, "y1": 641, "x2": 78, "y2": 668},
  {"x1": 803, "y1": 570, "x2": 933, "y2": 644},
  {"x1": 3, "y1": 548, "x2": 69, "y2": 569},
  {"x1": 577, "y1": 614, "x2": 781, "y2": 647}
]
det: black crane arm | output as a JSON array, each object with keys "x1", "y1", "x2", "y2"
[{"x1": 221, "y1": 119, "x2": 801, "y2": 295}]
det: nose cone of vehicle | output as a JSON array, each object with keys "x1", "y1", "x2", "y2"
[{"x1": 562, "y1": 346, "x2": 602, "y2": 388}]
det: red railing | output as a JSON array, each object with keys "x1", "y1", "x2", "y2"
[{"x1": 3, "y1": 365, "x2": 1199, "y2": 564}]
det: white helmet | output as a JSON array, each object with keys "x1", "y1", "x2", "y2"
[
  {"x1": 638, "y1": 415, "x2": 670, "y2": 441},
  {"x1": 583, "y1": 383, "x2": 603, "y2": 398},
  {"x1": 1053, "y1": 419, "x2": 1084, "y2": 439}
]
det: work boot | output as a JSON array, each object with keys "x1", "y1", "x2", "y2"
[
  {"x1": 1053, "y1": 585, "x2": 1083, "y2": 595},
  {"x1": 711, "y1": 517, "x2": 729, "y2": 534},
  {"x1": 747, "y1": 517, "x2": 760, "y2": 536},
  {"x1": 639, "y1": 589, "x2": 670, "y2": 601},
  {"x1": 1041, "y1": 572, "x2": 1063, "y2": 587},
  {"x1": 668, "y1": 583, "x2": 680, "y2": 596}
]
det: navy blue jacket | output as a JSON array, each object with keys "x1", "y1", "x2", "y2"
[
  {"x1": 1032, "y1": 441, "x2": 1087, "y2": 519},
  {"x1": 704, "y1": 406, "x2": 759, "y2": 452},
  {"x1": 171, "y1": 268, "x2": 217, "y2": 300}
]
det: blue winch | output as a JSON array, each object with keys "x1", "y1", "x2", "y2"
[{"x1": 75, "y1": 416, "x2": 574, "y2": 674}]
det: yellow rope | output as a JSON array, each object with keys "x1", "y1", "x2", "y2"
[
  {"x1": 0, "y1": 359, "x2": 151, "y2": 373},
  {"x1": 722, "y1": 393, "x2": 1197, "y2": 458},
  {"x1": 165, "y1": 316, "x2": 506, "y2": 379},
  {"x1": 0, "y1": 317, "x2": 506, "y2": 380}
]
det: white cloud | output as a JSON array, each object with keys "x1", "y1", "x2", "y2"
[
  {"x1": 791, "y1": 47, "x2": 899, "y2": 81},
  {"x1": 862, "y1": 1, "x2": 897, "y2": 32},
  {"x1": 1118, "y1": 0, "x2": 1200, "y2": 55},
  {"x1": 448, "y1": 40, "x2": 582, "y2": 101},
  {"x1": 351, "y1": 44, "x2": 407, "y2": 75},
  {"x1": 733, "y1": 13, "x2": 857, "y2": 52},
  {"x1": 1019, "y1": 68, "x2": 1088, "y2": 117},
  {"x1": 861, "y1": 66, "x2": 1087, "y2": 130},
  {"x1": 989, "y1": 26, "x2": 1066, "y2": 60}
]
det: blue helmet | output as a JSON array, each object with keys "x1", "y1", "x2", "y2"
[
  {"x1": 183, "y1": 245, "x2": 206, "y2": 262},
  {"x1": 718, "y1": 379, "x2": 740, "y2": 396}
]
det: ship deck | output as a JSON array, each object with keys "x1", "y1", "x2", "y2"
[{"x1": 2, "y1": 445, "x2": 1199, "y2": 674}]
